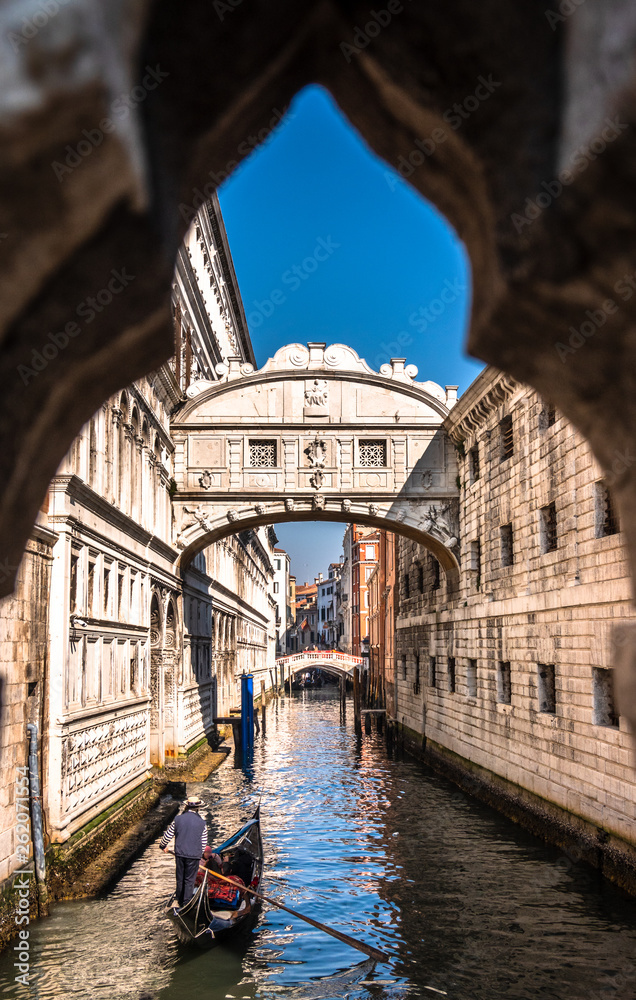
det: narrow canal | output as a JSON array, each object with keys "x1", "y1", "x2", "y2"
[{"x1": 3, "y1": 689, "x2": 636, "y2": 1000}]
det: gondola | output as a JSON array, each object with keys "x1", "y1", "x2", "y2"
[{"x1": 167, "y1": 805, "x2": 263, "y2": 947}]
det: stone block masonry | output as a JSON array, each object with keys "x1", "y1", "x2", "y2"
[{"x1": 395, "y1": 369, "x2": 636, "y2": 887}]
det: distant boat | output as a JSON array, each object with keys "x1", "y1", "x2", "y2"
[{"x1": 167, "y1": 806, "x2": 263, "y2": 947}]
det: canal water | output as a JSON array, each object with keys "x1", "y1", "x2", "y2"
[{"x1": 2, "y1": 688, "x2": 636, "y2": 1000}]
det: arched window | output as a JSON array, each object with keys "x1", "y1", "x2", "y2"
[
  {"x1": 118, "y1": 392, "x2": 128, "y2": 512},
  {"x1": 150, "y1": 593, "x2": 162, "y2": 647},
  {"x1": 130, "y1": 407, "x2": 140, "y2": 522}
]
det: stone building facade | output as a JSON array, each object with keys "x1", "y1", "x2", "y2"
[
  {"x1": 0, "y1": 200, "x2": 276, "y2": 913},
  {"x1": 395, "y1": 367, "x2": 636, "y2": 866}
]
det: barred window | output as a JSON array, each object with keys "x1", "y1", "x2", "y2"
[
  {"x1": 467, "y1": 658, "x2": 478, "y2": 698},
  {"x1": 497, "y1": 661, "x2": 511, "y2": 704},
  {"x1": 469, "y1": 445, "x2": 480, "y2": 483},
  {"x1": 593, "y1": 668, "x2": 619, "y2": 727},
  {"x1": 539, "y1": 402, "x2": 556, "y2": 430},
  {"x1": 500, "y1": 414, "x2": 513, "y2": 461},
  {"x1": 414, "y1": 655, "x2": 421, "y2": 695},
  {"x1": 500, "y1": 523, "x2": 514, "y2": 567},
  {"x1": 359, "y1": 440, "x2": 387, "y2": 467},
  {"x1": 540, "y1": 502, "x2": 557, "y2": 553},
  {"x1": 429, "y1": 655, "x2": 437, "y2": 688},
  {"x1": 430, "y1": 552, "x2": 441, "y2": 591},
  {"x1": 448, "y1": 656, "x2": 456, "y2": 693},
  {"x1": 249, "y1": 439, "x2": 277, "y2": 467},
  {"x1": 538, "y1": 663, "x2": 556, "y2": 714},
  {"x1": 469, "y1": 539, "x2": 481, "y2": 588},
  {"x1": 595, "y1": 481, "x2": 619, "y2": 538}
]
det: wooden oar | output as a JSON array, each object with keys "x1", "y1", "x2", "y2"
[{"x1": 193, "y1": 859, "x2": 390, "y2": 963}]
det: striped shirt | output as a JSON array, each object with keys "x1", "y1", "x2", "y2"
[{"x1": 160, "y1": 810, "x2": 207, "y2": 857}]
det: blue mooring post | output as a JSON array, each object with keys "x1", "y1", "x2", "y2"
[{"x1": 241, "y1": 673, "x2": 254, "y2": 749}]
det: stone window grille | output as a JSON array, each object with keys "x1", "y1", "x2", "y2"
[
  {"x1": 413, "y1": 655, "x2": 421, "y2": 695},
  {"x1": 359, "y1": 440, "x2": 387, "y2": 467},
  {"x1": 448, "y1": 656, "x2": 456, "y2": 693},
  {"x1": 404, "y1": 572, "x2": 410, "y2": 599},
  {"x1": 417, "y1": 564, "x2": 424, "y2": 592},
  {"x1": 103, "y1": 564, "x2": 111, "y2": 616},
  {"x1": 593, "y1": 667, "x2": 619, "y2": 727},
  {"x1": 595, "y1": 481, "x2": 619, "y2": 538},
  {"x1": 540, "y1": 502, "x2": 558, "y2": 553},
  {"x1": 467, "y1": 659, "x2": 478, "y2": 698},
  {"x1": 469, "y1": 445, "x2": 480, "y2": 483},
  {"x1": 537, "y1": 663, "x2": 556, "y2": 713},
  {"x1": 249, "y1": 439, "x2": 277, "y2": 467},
  {"x1": 500, "y1": 414, "x2": 514, "y2": 461},
  {"x1": 429, "y1": 655, "x2": 437, "y2": 688},
  {"x1": 118, "y1": 570, "x2": 125, "y2": 619},
  {"x1": 87, "y1": 558, "x2": 96, "y2": 616},
  {"x1": 497, "y1": 660, "x2": 512, "y2": 704},
  {"x1": 402, "y1": 657, "x2": 407, "y2": 680},
  {"x1": 430, "y1": 552, "x2": 441, "y2": 590},
  {"x1": 500, "y1": 523, "x2": 514, "y2": 566}
]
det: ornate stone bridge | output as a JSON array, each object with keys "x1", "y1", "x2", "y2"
[
  {"x1": 170, "y1": 342, "x2": 461, "y2": 581},
  {"x1": 276, "y1": 650, "x2": 365, "y2": 679}
]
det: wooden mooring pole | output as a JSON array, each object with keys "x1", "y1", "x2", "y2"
[
  {"x1": 353, "y1": 666, "x2": 362, "y2": 736},
  {"x1": 260, "y1": 680, "x2": 266, "y2": 734},
  {"x1": 340, "y1": 674, "x2": 346, "y2": 722}
]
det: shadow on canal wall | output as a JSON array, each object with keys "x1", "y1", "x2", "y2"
[{"x1": 388, "y1": 720, "x2": 636, "y2": 897}]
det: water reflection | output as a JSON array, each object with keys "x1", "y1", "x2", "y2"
[{"x1": 1, "y1": 689, "x2": 636, "y2": 999}]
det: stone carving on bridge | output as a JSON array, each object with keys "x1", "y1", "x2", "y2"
[
  {"x1": 313, "y1": 494, "x2": 326, "y2": 511},
  {"x1": 342, "y1": 498, "x2": 351, "y2": 512},
  {"x1": 369, "y1": 503, "x2": 380, "y2": 516},
  {"x1": 309, "y1": 469, "x2": 324, "y2": 490},
  {"x1": 304, "y1": 379, "x2": 328, "y2": 408},
  {"x1": 176, "y1": 505, "x2": 214, "y2": 548},
  {"x1": 421, "y1": 503, "x2": 459, "y2": 548},
  {"x1": 304, "y1": 437, "x2": 327, "y2": 467},
  {"x1": 198, "y1": 471, "x2": 213, "y2": 489},
  {"x1": 227, "y1": 509, "x2": 240, "y2": 522},
  {"x1": 284, "y1": 498, "x2": 295, "y2": 511},
  {"x1": 254, "y1": 504, "x2": 266, "y2": 515},
  {"x1": 421, "y1": 470, "x2": 433, "y2": 490}
]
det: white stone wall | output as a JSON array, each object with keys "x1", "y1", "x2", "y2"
[{"x1": 396, "y1": 370, "x2": 636, "y2": 845}]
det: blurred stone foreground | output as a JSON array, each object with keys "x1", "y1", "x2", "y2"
[{"x1": 2, "y1": 0, "x2": 636, "y2": 725}]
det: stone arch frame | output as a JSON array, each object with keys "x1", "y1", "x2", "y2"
[
  {"x1": 149, "y1": 589, "x2": 164, "y2": 765},
  {"x1": 3, "y1": 3, "x2": 636, "y2": 730},
  {"x1": 177, "y1": 507, "x2": 460, "y2": 593}
]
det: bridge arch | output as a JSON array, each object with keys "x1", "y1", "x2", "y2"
[{"x1": 170, "y1": 342, "x2": 461, "y2": 586}]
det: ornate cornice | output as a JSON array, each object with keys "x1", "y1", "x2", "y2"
[{"x1": 444, "y1": 368, "x2": 518, "y2": 444}]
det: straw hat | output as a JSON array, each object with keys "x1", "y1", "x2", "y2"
[{"x1": 185, "y1": 795, "x2": 203, "y2": 808}]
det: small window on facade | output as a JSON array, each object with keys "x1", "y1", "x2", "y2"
[
  {"x1": 500, "y1": 524, "x2": 514, "y2": 567},
  {"x1": 538, "y1": 663, "x2": 556, "y2": 714},
  {"x1": 429, "y1": 656, "x2": 437, "y2": 688},
  {"x1": 70, "y1": 553, "x2": 79, "y2": 611},
  {"x1": 498, "y1": 661, "x2": 512, "y2": 704},
  {"x1": 365, "y1": 544, "x2": 375, "y2": 560},
  {"x1": 539, "y1": 402, "x2": 556, "y2": 430},
  {"x1": 87, "y1": 559, "x2": 95, "y2": 615},
  {"x1": 540, "y1": 502, "x2": 558, "y2": 553},
  {"x1": 430, "y1": 553, "x2": 440, "y2": 591},
  {"x1": 467, "y1": 659, "x2": 478, "y2": 698},
  {"x1": 402, "y1": 657, "x2": 407, "y2": 680},
  {"x1": 404, "y1": 572, "x2": 410, "y2": 599},
  {"x1": 469, "y1": 539, "x2": 481, "y2": 588},
  {"x1": 417, "y1": 564, "x2": 424, "y2": 592},
  {"x1": 359, "y1": 440, "x2": 387, "y2": 467},
  {"x1": 593, "y1": 668, "x2": 619, "y2": 727},
  {"x1": 276, "y1": 559, "x2": 281, "y2": 570},
  {"x1": 595, "y1": 481, "x2": 619, "y2": 538},
  {"x1": 249, "y1": 439, "x2": 277, "y2": 467},
  {"x1": 273, "y1": 582, "x2": 279, "y2": 594},
  {"x1": 469, "y1": 445, "x2": 480, "y2": 483},
  {"x1": 414, "y1": 655, "x2": 421, "y2": 695},
  {"x1": 500, "y1": 414, "x2": 513, "y2": 461},
  {"x1": 103, "y1": 565, "x2": 110, "y2": 616},
  {"x1": 448, "y1": 656, "x2": 456, "y2": 693},
  {"x1": 118, "y1": 570, "x2": 125, "y2": 619}
]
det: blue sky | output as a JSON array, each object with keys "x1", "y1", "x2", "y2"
[{"x1": 218, "y1": 84, "x2": 482, "y2": 582}]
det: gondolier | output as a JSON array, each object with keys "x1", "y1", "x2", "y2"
[{"x1": 160, "y1": 795, "x2": 207, "y2": 907}]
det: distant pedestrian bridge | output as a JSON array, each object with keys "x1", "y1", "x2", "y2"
[{"x1": 276, "y1": 650, "x2": 365, "y2": 679}]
